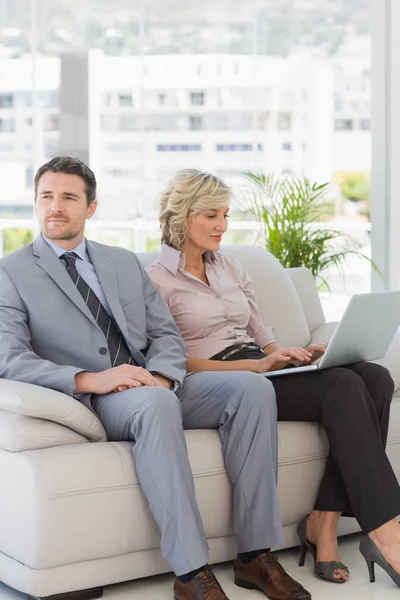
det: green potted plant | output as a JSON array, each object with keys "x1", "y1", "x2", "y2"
[{"x1": 239, "y1": 172, "x2": 379, "y2": 290}]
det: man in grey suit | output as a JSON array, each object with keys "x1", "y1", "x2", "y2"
[{"x1": 0, "y1": 157, "x2": 310, "y2": 600}]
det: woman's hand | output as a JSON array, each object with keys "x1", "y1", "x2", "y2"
[
  {"x1": 286, "y1": 343, "x2": 328, "y2": 367},
  {"x1": 299, "y1": 343, "x2": 328, "y2": 365},
  {"x1": 253, "y1": 347, "x2": 314, "y2": 373}
]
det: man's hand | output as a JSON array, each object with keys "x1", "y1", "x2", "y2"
[
  {"x1": 75, "y1": 365, "x2": 162, "y2": 395},
  {"x1": 152, "y1": 373, "x2": 174, "y2": 389}
]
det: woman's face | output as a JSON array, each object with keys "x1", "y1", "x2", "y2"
[{"x1": 185, "y1": 205, "x2": 230, "y2": 252}]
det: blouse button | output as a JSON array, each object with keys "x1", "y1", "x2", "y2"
[
  {"x1": 216, "y1": 294, "x2": 221, "y2": 299},
  {"x1": 224, "y1": 314, "x2": 229, "y2": 320}
]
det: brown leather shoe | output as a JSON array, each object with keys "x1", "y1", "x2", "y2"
[
  {"x1": 234, "y1": 553, "x2": 311, "y2": 600},
  {"x1": 174, "y1": 566, "x2": 230, "y2": 600}
]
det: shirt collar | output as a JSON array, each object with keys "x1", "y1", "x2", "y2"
[
  {"x1": 42, "y1": 233, "x2": 89, "y2": 262},
  {"x1": 158, "y1": 242, "x2": 216, "y2": 275}
]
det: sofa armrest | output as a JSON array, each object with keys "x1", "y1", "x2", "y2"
[
  {"x1": 0, "y1": 410, "x2": 89, "y2": 451},
  {"x1": 0, "y1": 379, "x2": 106, "y2": 444},
  {"x1": 375, "y1": 327, "x2": 400, "y2": 396},
  {"x1": 310, "y1": 322, "x2": 339, "y2": 344},
  {"x1": 286, "y1": 267, "x2": 326, "y2": 333}
]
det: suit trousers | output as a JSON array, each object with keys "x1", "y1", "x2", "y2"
[
  {"x1": 271, "y1": 361, "x2": 400, "y2": 534},
  {"x1": 91, "y1": 370, "x2": 283, "y2": 576}
]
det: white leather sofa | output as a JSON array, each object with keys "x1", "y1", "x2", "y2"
[{"x1": 1, "y1": 245, "x2": 400, "y2": 600}]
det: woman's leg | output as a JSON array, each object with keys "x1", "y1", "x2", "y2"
[
  {"x1": 272, "y1": 366, "x2": 400, "y2": 579},
  {"x1": 344, "y1": 362, "x2": 394, "y2": 445},
  {"x1": 179, "y1": 370, "x2": 284, "y2": 550},
  {"x1": 343, "y1": 364, "x2": 400, "y2": 574}
]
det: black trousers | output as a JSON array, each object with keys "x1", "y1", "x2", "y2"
[
  {"x1": 272, "y1": 361, "x2": 400, "y2": 534},
  {"x1": 213, "y1": 347, "x2": 400, "y2": 533}
]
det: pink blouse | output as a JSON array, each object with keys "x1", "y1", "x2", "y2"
[{"x1": 146, "y1": 243, "x2": 275, "y2": 359}]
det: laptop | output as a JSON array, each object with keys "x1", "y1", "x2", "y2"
[{"x1": 262, "y1": 291, "x2": 400, "y2": 378}]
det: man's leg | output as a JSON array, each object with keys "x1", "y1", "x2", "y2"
[
  {"x1": 92, "y1": 386, "x2": 208, "y2": 576},
  {"x1": 179, "y1": 371, "x2": 284, "y2": 551}
]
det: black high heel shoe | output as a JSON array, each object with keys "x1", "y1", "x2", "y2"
[
  {"x1": 360, "y1": 534, "x2": 400, "y2": 586},
  {"x1": 297, "y1": 516, "x2": 349, "y2": 583}
]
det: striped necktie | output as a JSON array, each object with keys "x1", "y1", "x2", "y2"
[{"x1": 60, "y1": 252, "x2": 136, "y2": 367}]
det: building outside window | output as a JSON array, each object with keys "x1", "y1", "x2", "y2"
[
  {"x1": 190, "y1": 91, "x2": 205, "y2": 106},
  {"x1": 0, "y1": 94, "x2": 14, "y2": 108},
  {"x1": 0, "y1": 118, "x2": 15, "y2": 132},
  {"x1": 0, "y1": 0, "x2": 372, "y2": 297},
  {"x1": 189, "y1": 115, "x2": 203, "y2": 130}
]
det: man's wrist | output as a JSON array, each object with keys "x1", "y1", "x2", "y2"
[
  {"x1": 151, "y1": 372, "x2": 174, "y2": 390},
  {"x1": 74, "y1": 371, "x2": 93, "y2": 394}
]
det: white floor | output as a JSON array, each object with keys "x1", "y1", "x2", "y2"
[{"x1": 1, "y1": 534, "x2": 400, "y2": 600}]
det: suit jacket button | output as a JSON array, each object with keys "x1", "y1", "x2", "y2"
[{"x1": 99, "y1": 347, "x2": 108, "y2": 355}]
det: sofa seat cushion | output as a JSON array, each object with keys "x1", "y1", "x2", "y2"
[
  {"x1": 0, "y1": 424, "x2": 330, "y2": 570},
  {"x1": 3, "y1": 398, "x2": 400, "y2": 571}
]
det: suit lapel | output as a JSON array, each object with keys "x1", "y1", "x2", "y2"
[
  {"x1": 86, "y1": 241, "x2": 130, "y2": 341},
  {"x1": 87, "y1": 242, "x2": 146, "y2": 367},
  {"x1": 33, "y1": 235, "x2": 99, "y2": 329}
]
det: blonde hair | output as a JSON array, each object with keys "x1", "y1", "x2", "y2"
[{"x1": 159, "y1": 169, "x2": 231, "y2": 248}]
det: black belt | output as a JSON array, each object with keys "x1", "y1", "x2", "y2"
[{"x1": 210, "y1": 342, "x2": 264, "y2": 361}]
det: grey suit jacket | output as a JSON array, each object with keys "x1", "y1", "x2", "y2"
[{"x1": 0, "y1": 235, "x2": 187, "y2": 408}]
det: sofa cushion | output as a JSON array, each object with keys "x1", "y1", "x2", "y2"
[
  {"x1": 0, "y1": 380, "x2": 106, "y2": 445},
  {"x1": 0, "y1": 425, "x2": 328, "y2": 569},
  {"x1": 0, "y1": 410, "x2": 88, "y2": 451},
  {"x1": 139, "y1": 245, "x2": 311, "y2": 348}
]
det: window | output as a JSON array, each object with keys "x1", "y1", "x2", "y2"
[
  {"x1": 277, "y1": 112, "x2": 292, "y2": 131},
  {"x1": 106, "y1": 143, "x2": 142, "y2": 152},
  {"x1": 216, "y1": 144, "x2": 263, "y2": 152},
  {"x1": 119, "y1": 94, "x2": 133, "y2": 107},
  {"x1": 119, "y1": 115, "x2": 139, "y2": 131},
  {"x1": 101, "y1": 115, "x2": 139, "y2": 131},
  {"x1": 335, "y1": 119, "x2": 354, "y2": 131},
  {"x1": 45, "y1": 140, "x2": 59, "y2": 157},
  {"x1": 101, "y1": 114, "x2": 119, "y2": 131},
  {"x1": 25, "y1": 167, "x2": 33, "y2": 187},
  {"x1": 44, "y1": 114, "x2": 60, "y2": 131},
  {"x1": 39, "y1": 91, "x2": 58, "y2": 108},
  {"x1": 0, "y1": 94, "x2": 14, "y2": 108},
  {"x1": 190, "y1": 92, "x2": 204, "y2": 106},
  {"x1": 157, "y1": 144, "x2": 202, "y2": 152},
  {"x1": 282, "y1": 143, "x2": 292, "y2": 151},
  {"x1": 0, "y1": 118, "x2": 15, "y2": 132},
  {"x1": 360, "y1": 118, "x2": 371, "y2": 131},
  {"x1": 103, "y1": 168, "x2": 139, "y2": 177},
  {"x1": 189, "y1": 116, "x2": 203, "y2": 130}
]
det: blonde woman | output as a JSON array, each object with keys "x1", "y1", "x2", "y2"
[{"x1": 147, "y1": 169, "x2": 400, "y2": 589}]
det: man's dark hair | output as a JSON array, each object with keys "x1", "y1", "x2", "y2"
[{"x1": 34, "y1": 156, "x2": 97, "y2": 207}]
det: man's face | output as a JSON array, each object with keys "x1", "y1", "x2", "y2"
[{"x1": 35, "y1": 171, "x2": 97, "y2": 243}]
